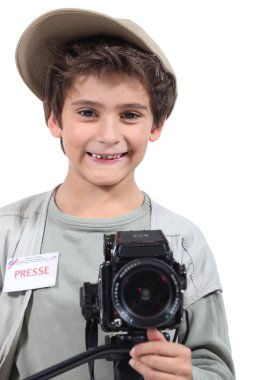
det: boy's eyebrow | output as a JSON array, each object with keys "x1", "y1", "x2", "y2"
[
  {"x1": 70, "y1": 100, "x2": 148, "y2": 110},
  {"x1": 120, "y1": 103, "x2": 148, "y2": 110}
]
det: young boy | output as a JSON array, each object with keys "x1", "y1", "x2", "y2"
[{"x1": 0, "y1": 8, "x2": 235, "y2": 380}]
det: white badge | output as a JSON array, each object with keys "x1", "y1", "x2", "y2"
[{"x1": 3, "y1": 252, "x2": 59, "y2": 293}]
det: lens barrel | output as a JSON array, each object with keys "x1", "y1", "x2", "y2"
[{"x1": 112, "y1": 258, "x2": 182, "y2": 329}]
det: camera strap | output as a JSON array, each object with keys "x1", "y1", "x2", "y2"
[{"x1": 85, "y1": 318, "x2": 98, "y2": 380}]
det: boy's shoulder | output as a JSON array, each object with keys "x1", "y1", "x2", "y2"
[
  {"x1": 0, "y1": 189, "x2": 54, "y2": 219},
  {"x1": 150, "y1": 199, "x2": 222, "y2": 305},
  {"x1": 150, "y1": 199, "x2": 203, "y2": 239}
]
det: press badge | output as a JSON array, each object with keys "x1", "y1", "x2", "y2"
[{"x1": 3, "y1": 252, "x2": 59, "y2": 292}]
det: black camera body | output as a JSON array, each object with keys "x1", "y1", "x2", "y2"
[{"x1": 80, "y1": 230, "x2": 186, "y2": 333}]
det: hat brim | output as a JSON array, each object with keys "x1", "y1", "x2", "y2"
[{"x1": 16, "y1": 8, "x2": 177, "y2": 100}]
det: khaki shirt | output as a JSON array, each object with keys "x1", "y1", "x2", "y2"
[{"x1": 0, "y1": 188, "x2": 235, "y2": 379}]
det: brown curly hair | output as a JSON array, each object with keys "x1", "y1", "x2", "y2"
[{"x1": 43, "y1": 36, "x2": 177, "y2": 127}]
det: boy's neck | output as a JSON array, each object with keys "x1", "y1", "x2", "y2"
[{"x1": 54, "y1": 180, "x2": 144, "y2": 218}]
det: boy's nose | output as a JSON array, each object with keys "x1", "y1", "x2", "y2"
[{"x1": 97, "y1": 118, "x2": 121, "y2": 145}]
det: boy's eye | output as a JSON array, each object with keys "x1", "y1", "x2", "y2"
[
  {"x1": 121, "y1": 112, "x2": 140, "y2": 120},
  {"x1": 79, "y1": 109, "x2": 97, "y2": 117}
]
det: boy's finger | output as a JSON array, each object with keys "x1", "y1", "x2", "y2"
[
  {"x1": 146, "y1": 327, "x2": 167, "y2": 342},
  {"x1": 130, "y1": 340, "x2": 190, "y2": 358}
]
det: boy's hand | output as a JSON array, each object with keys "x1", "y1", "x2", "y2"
[{"x1": 129, "y1": 328, "x2": 192, "y2": 379}]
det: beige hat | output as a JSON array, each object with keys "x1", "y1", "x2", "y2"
[{"x1": 16, "y1": 8, "x2": 177, "y2": 101}]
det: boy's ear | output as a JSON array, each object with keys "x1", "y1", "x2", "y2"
[
  {"x1": 149, "y1": 121, "x2": 165, "y2": 142},
  {"x1": 47, "y1": 112, "x2": 62, "y2": 138}
]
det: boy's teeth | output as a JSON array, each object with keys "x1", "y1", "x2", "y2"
[{"x1": 90, "y1": 153, "x2": 122, "y2": 159}]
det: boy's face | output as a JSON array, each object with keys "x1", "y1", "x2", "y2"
[{"x1": 48, "y1": 72, "x2": 163, "y2": 190}]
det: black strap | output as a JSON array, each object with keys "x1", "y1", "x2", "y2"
[
  {"x1": 23, "y1": 344, "x2": 131, "y2": 380},
  {"x1": 85, "y1": 319, "x2": 98, "y2": 380}
]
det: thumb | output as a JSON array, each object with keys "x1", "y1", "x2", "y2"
[{"x1": 147, "y1": 327, "x2": 167, "y2": 342}]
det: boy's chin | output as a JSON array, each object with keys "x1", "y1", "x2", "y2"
[
  {"x1": 87, "y1": 173, "x2": 134, "y2": 188},
  {"x1": 91, "y1": 179, "x2": 127, "y2": 187}
]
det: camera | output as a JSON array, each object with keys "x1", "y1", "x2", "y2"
[{"x1": 80, "y1": 230, "x2": 186, "y2": 332}]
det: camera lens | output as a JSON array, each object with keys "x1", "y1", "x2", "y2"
[
  {"x1": 112, "y1": 258, "x2": 181, "y2": 329},
  {"x1": 129, "y1": 271, "x2": 167, "y2": 315},
  {"x1": 137, "y1": 287, "x2": 153, "y2": 303}
]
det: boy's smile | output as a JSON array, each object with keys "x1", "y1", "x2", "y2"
[
  {"x1": 87, "y1": 151, "x2": 128, "y2": 163},
  {"x1": 48, "y1": 72, "x2": 162, "y2": 192}
]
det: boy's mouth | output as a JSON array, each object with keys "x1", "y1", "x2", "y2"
[{"x1": 87, "y1": 152, "x2": 128, "y2": 160}]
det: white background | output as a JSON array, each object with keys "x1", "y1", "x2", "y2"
[{"x1": 0, "y1": 1, "x2": 252, "y2": 378}]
